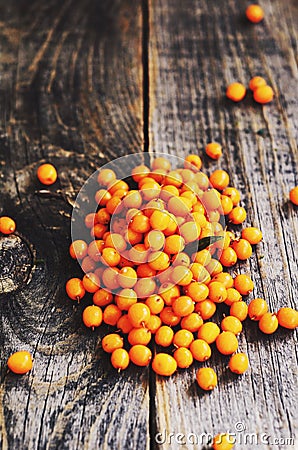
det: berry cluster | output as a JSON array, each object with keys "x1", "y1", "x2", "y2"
[
  {"x1": 226, "y1": 76, "x2": 274, "y2": 104},
  {"x1": 65, "y1": 153, "x2": 298, "y2": 386}
]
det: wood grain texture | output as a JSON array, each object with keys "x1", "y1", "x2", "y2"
[
  {"x1": 148, "y1": 0, "x2": 298, "y2": 449},
  {"x1": 0, "y1": 1, "x2": 149, "y2": 449}
]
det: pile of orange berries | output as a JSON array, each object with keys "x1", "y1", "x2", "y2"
[
  {"x1": 65, "y1": 153, "x2": 298, "y2": 389},
  {"x1": 226, "y1": 76, "x2": 274, "y2": 104}
]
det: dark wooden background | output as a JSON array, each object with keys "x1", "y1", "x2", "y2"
[{"x1": 0, "y1": 0, "x2": 297, "y2": 449}]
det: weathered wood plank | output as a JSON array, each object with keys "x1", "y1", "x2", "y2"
[
  {"x1": 148, "y1": 0, "x2": 298, "y2": 448},
  {"x1": 0, "y1": 1, "x2": 148, "y2": 449}
]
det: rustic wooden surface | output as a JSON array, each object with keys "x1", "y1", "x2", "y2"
[{"x1": 0, "y1": 0, "x2": 297, "y2": 449}]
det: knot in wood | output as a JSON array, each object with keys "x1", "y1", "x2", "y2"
[{"x1": 0, "y1": 234, "x2": 33, "y2": 294}]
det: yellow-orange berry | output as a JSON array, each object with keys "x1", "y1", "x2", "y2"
[
  {"x1": 216, "y1": 331, "x2": 238, "y2": 355},
  {"x1": 289, "y1": 186, "x2": 298, "y2": 205},
  {"x1": 174, "y1": 347, "x2": 193, "y2": 369},
  {"x1": 196, "y1": 367, "x2": 217, "y2": 390},
  {"x1": 7, "y1": 351, "x2": 33, "y2": 374},
  {"x1": 246, "y1": 4, "x2": 264, "y2": 23},
  {"x1": 226, "y1": 82, "x2": 246, "y2": 102},
  {"x1": 0, "y1": 216, "x2": 16, "y2": 235},
  {"x1": 205, "y1": 142, "x2": 222, "y2": 160},
  {"x1": 82, "y1": 305, "x2": 103, "y2": 329},
  {"x1": 229, "y1": 353, "x2": 249, "y2": 374},
  {"x1": 253, "y1": 85, "x2": 274, "y2": 104},
  {"x1": 259, "y1": 312, "x2": 278, "y2": 334},
  {"x1": 152, "y1": 353, "x2": 177, "y2": 376},
  {"x1": 212, "y1": 433, "x2": 235, "y2": 450},
  {"x1": 102, "y1": 334, "x2": 124, "y2": 353},
  {"x1": 129, "y1": 345, "x2": 152, "y2": 367},
  {"x1": 37, "y1": 163, "x2": 57, "y2": 185},
  {"x1": 111, "y1": 348, "x2": 129, "y2": 370},
  {"x1": 277, "y1": 307, "x2": 298, "y2": 329}
]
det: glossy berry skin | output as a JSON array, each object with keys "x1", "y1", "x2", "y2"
[
  {"x1": 229, "y1": 353, "x2": 249, "y2": 374},
  {"x1": 37, "y1": 163, "x2": 57, "y2": 185},
  {"x1": 111, "y1": 348, "x2": 129, "y2": 370},
  {"x1": 248, "y1": 298, "x2": 268, "y2": 320},
  {"x1": 197, "y1": 322, "x2": 220, "y2": 344},
  {"x1": 205, "y1": 142, "x2": 222, "y2": 160},
  {"x1": 249, "y1": 76, "x2": 267, "y2": 91},
  {"x1": 152, "y1": 353, "x2": 177, "y2": 376},
  {"x1": 173, "y1": 329, "x2": 194, "y2": 348},
  {"x1": 7, "y1": 351, "x2": 33, "y2": 374},
  {"x1": 230, "y1": 302, "x2": 248, "y2": 322},
  {"x1": 253, "y1": 85, "x2": 274, "y2": 104},
  {"x1": 216, "y1": 331, "x2": 238, "y2": 355},
  {"x1": 289, "y1": 186, "x2": 298, "y2": 205},
  {"x1": 221, "y1": 316, "x2": 243, "y2": 335},
  {"x1": 69, "y1": 240, "x2": 88, "y2": 260},
  {"x1": 82, "y1": 305, "x2": 103, "y2": 329},
  {"x1": 174, "y1": 347, "x2": 193, "y2": 369},
  {"x1": 277, "y1": 307, "x2": 298, "y2": 329},
  {"x1": 66, "y1": 278, "x2": 85, "y2": 301},
  {"x1": 128, "y1": 303, "x2": 151, "y2": 328},
  {"x1": 226, "y1": 82, "x2": 246, "y2": 102},
  {"x1": 102, "y1": 334, "x2": 124, "y2": 353},
  {"x1": 190, "y1": 339, "x2": 212, "y2": 362},
  {"x1": 228, "y1": 206, "x2": 247, "y2": 224},
  {"x1": 259, "y1": 313, "x2": 278, "y2": 334},
  {"x1": 0, "y1": 216, "x2": 16, "y2": 235},
  {"x1": 155, "y1": 326, "x2": 174, "y2": 347},
  {"x1": 196, "y1": 367, "x2": 217, "y2": 390},
  {"x1": 233, "y1": 274, "x2": 254, "y2": 296},
  {"x1": 129, "y1": 345, "x2": 152, "y2": 367},
  {"x1": 212, "y1": 433, "x2": 235, "y2": 450},
  {"x1": 241, "y1": 227, "x2": 263, "y2": 244},
  {"x1": 246, "y1": 4, "x2": 264, "y2": 23}
]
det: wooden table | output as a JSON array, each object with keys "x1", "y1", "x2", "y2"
[{"x1": 0, "y1": 1, "x2": 297, "y2": 449}]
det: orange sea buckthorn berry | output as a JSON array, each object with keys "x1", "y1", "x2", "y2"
[
  {"x1": 37, "y1": 163, "x2": 57, "y2": 185},
  {"x1": 129, "y1": 345, "x2": 152, "y2": 367},
  {"x1": 226, "y1": 82, "x2": 246, "y2": 102},
  {"x1": 160, "y1": 185, "x2": 180, "y2": 201},
  {"x1": 149, "y1": 210, "x2": 170, "y2": 231},
  {"x1": 249, "y1": 76, "x2": 267, "y2": 91},
  {"x1": 128, "y1": 244, "x2": 149, "y2": 265},
  {"x1": 172, "y1": 252, "x2": 190, "y2": 268},
  {"x1": 101, "y1": 267, "x2": 120, "y2": 290},
  {"x1": 180, "y1": 222, "x2": 200, "y2": 244},
  {"x1": 229, "y1": 353, "x2": 249, "y2": 375},
  {"x1": 128, "y1": 303, "x2": 151, "y2": 328},
  {"x1": 277, "y1": 307, "x2": 298, "y2": 329},
  {"x1": 106, "y1": 196, "x2": 123, "y2": 215},
  {"x1": 147, "y1": 315, "x2": 162, "y2": 334},
  {"x1": 190, "y1": 339, "x2": 211, "y2": 362},
  {"x1": 134, "y1": 278, "x2": 157, "y2": 298},
  {"x1": 102, "y1": 334, "x2": 124, "y2": 353},
  {"x1": 220, "y1": 195, "x2": 234, "y2": 215},
  {"x1": 93, "y1": 289, "x2": 113, "y2": 307},
  {"x1": 82, "y1": 305, "x2": 103, "y2": 329},
  {"x1": 7, "y1": 351, "x2": 33, "y2": 374},
  {"x1": 180, "y1": 312, "x2": 204, "y2": 332},
  {"x1": 205, "y1": 259, "x2": 223, "y2": 277},
  {"x1": 87, "y1": 240, "x2": 104, "y2": 262},
  {"x1": 164, "y1": 235, "x2": 185, "y2": 254},
  {"x1": 246, "y1": 4, "x2": 264, "y2": 23},
  {"x1": 216, "y1": 331, "x2": 238, "y2": 355},
  {"x1": 248, "y1": 298, "x2": 268, "y2": 320},
  {"x1": 145, "y1": 295, "x2": 164, "y2": 315},
  {"x1": 69, "y1": 240, "x2": 88, "y2": 260},
  {"x1": 144, "y1": 230, "x2": 165, "y2": 251},
  {"x1": 259, "y1": 312, "x2": 279, "y2": 334},
  {"x1": 66, "y1": 278, "x2": 85, "y2": 301},
  {"x1": 115, "y1": 289, "x2": 137, "y2": 311},
  {"x1": 136, "y1": 263, "x2": 156, "y2": 279},
  {"x1": 164, "y1": 170, "x2": 183, "y2": 188},
  {"x1": 148, "y1": 251, "x2": 170, "y2": 271},
  {"x1": 103, "y1": 304, "x2": 122, "y2": 327},
  {"x1": 172, "y1": 296, "x2": 195, "y2": 317},
  {"x1": 152, "y1": 353, "x2": 177, "y2": 376},
  {"x1": 0, "y1": 216, "x2": 16, "y2": 235},
  {"x1": 186, "y1": 282, "x2": 209, "y2": 303},
  {"x1": 96, "y1": 208, "x2": 111, "y2": 225},
  {"x1": 155, "y1": 325, "x2": 174, "y2": 347},
  {"x1": 159, "y1": 306, "x2": 181, "y2": 327},
  {"x1": 130, "y1": 213, "x2": 151, "y2": 234},
  {"x1": 205, "y1": 142, "x2": 222, "y2": 160},
  {"x1": 105, "y1": 233, "x2": 127, "y2": 252},
  {"x1": 184, "y1": 154, "x2": 202, "y2": 171},
  {"x1": 173, "y1": 329, "x2": 194, "y2": 348},
  {"x1": 219, "y1": 247, "x2": 238, "y2": 267},
  {"x1": 212, "y1": 433, "x2": 235, "y2": 450},
  {"x1": 196, "y1": 367, "x2": 217, "y2": 391},
  {"x1": 152, "y1": 156, "x2": 171, "y2": 172},
  {"x1": 202, "y1": 189, "x2": 221, "y2": 211},
  {"x1": 222, "y1": 187, "x2": 241, "y2": 206},
  {"x1": 208, "y1": 282, "x2": 227, "y2": 303},
  {"x1": 108, "y1": 179, "x2": 129, "y2": 195},
  {"x1": 101, "y1": 247, "x2": 121, "y2": 267},
  {"x1": 289, "y1": 186, "x2": 298, "y2": 205},
  {"x1": 234, "y1": 274, "x2": 254, "y2": 296},
  {"x1": 253, "y1": 85, "x2": 274, "y2": 104},
  {"x1": 131, "y1": 165, "x2": 150, "y2": 183},
  {"x1": 221, "y1": 316, "x2": 243, "y2": 335},
  {"x1": 209, "y1": 170, "x2": 230, "y2": 191},
  {"x1": 118, "y1": 267, "x2": 137, "y2": 289},
  {"x1": 91, "y1": 223, "x2": 108, "y2": 239},
  {"x1": 171, "y1": 265, "x2": 193, "y2": 286},
  {"x1": 128, "y1": 327, "x2": 152, "y2": 346},
  {"x1": 125, "y1": 228, "x2": 143, "y2": 246},
  {"x1": 212, "y1": 272, "x2": 234, "y2": 289},
  {"x1": 241, "y1": 226, "x2": 263, "y2": 244},
  {"x1": 111, "y1": 348, "x2": 129, "y2": 371},
  {"x1": 140, "y1": 182, "x2": 161, "y2": 201},
  {"x1": 225, "y1": 288, "x2": 242, "y2": 306},
  {"x1": 84, "y1": 212, "x2": 97, "y2": 229},
  {"x1": 228, "y1": 206, "x2": 247, "y2": 224},
  {"x1": 117, "y1": 315, "x2": 133, "y2": 334},
  {"x1": 97, "y1": 169, "x2": 116, "y2": 186},
  {"x1": 158, "y1": 283, "x2": 180, "y2": 306},
  {"x1": 193, "y1": 249, "x2": 212, "y2": 266},
  {"x1": 197, "y1": 322, "x2": 220, "y2": 344},
  {"x1": 81, "y1": 255, "x2": 96, "y2": 275},
  {"x1": 174, "y1": 347, "x2": 193, "y2": 369},
  {"x1": 230, "y1": 301, "x2": 248, "y2": 322},
  {"x1": 195, "y1": 300, "x2": 216, "y2": 320},
  {"x1": 95, "y1": 189, "x2": 112, "y2": 206},
  {"x1": 231, "y1": 239, "x2": 252, "y2": 260},
  {"x1": 82, "y1": 273, "x2": 100, "y2": 293}
]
